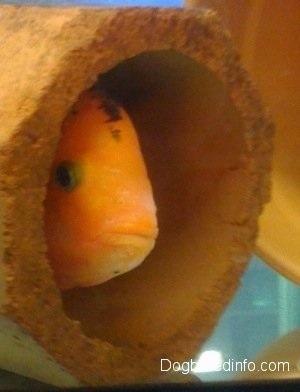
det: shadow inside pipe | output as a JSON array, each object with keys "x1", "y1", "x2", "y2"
[{"x1": 61, "y1": 50, "x2": 246, "y2": 349}]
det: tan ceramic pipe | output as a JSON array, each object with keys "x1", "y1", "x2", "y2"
[
  {"x1": 185, "y1": 0, "x2": 300, "y2": 284},
  {"x1": 0, "y1": 4, "x2": 273, "y2": 387}
]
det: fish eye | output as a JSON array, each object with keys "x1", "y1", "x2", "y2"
[{"x1": 54, "y1": 161, "x2": 81, "y2": 192}]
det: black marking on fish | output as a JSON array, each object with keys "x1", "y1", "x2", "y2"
[
  {"x1": 100, "y1": 97, "x2": 122, "y2": 123},
  {"x1": 110, "y1": 128, "x2": 122, "y2": 141},
  {"x1": 90, "y1": 85, "x2": 122, "y2": 122}
]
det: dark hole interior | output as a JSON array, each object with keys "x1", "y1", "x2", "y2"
[{"x1": 61, "y1": 50, "x2": 246, "y2": 349}]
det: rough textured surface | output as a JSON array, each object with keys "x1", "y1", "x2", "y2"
[{"x1": 0, "y1": 5, "x2": 273, "y2": 386}]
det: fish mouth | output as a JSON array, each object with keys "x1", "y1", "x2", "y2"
[
  {"x1": 100, "y1": 231, "x2": 157, "y2": 255},
  {"x1": 101, "y1": 222, "x2": 158, "y2": 244},
  {"x1": 69, "y1": 231, "x2": 157, "y2": 288},
  {"x1": 57, "y1": 228, "x2": 159, "y2": 290}
]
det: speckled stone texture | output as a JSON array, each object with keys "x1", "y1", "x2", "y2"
[{"x1": 0, "y1": 5, "x2": 273, "y2": 386}]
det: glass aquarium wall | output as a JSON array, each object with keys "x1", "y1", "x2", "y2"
[{"x1": 195, "y1": 256, "x2": 300, "y2": 381}]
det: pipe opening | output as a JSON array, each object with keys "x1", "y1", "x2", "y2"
[{"x1": 48, "y1": 50, "x2": 246, "y2": 349}]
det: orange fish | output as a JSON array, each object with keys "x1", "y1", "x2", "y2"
[{"x1": 44, "y1": 88, "x2": 158, "y2": 290}]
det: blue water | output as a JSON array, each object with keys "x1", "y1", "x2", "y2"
[{"x1": 0, "y1": 0, "x2": 184, "y2": 7}]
